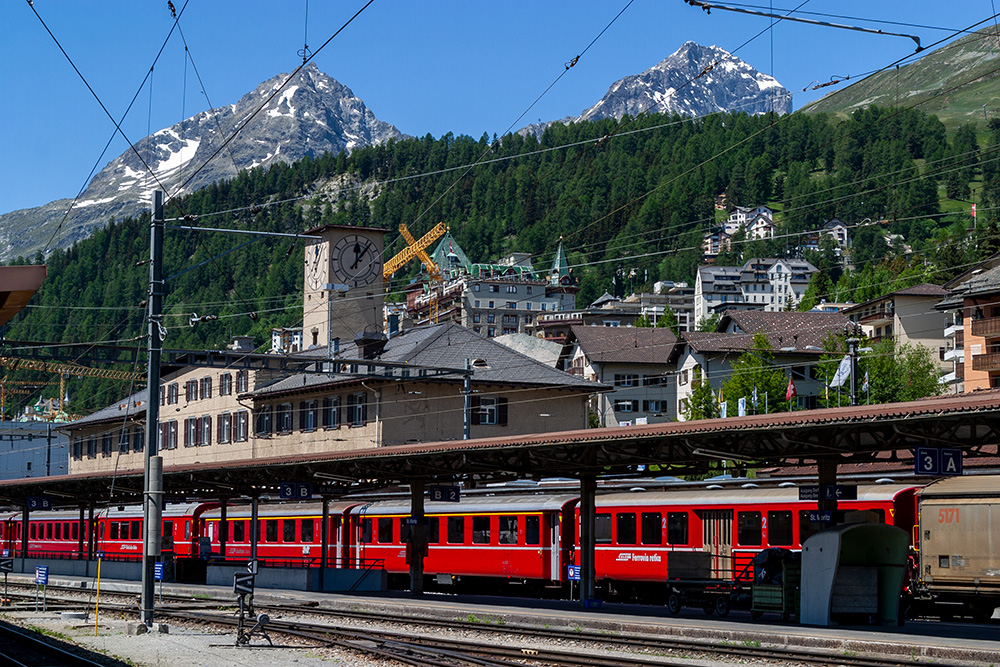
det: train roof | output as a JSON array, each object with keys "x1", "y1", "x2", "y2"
[
  {"x1": 594, "y1": 484, "x2": 918, "y2": 507},
  {"x1": 0, "y1": 502, "x2": 209, "y2": 522},
  {"x1": 200, "y1": 501, "x2": 360, "y2": 520},
  {"x1": 916, "y1": 474, "x2": 1000, "y2": 499},
  {"x1": 347, "y1": 494, "x2": 579, "y2": 516}
]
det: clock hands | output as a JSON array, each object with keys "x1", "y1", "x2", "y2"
[{"x1": 350, "y1": 242, "x2": 369, "y2": 270}]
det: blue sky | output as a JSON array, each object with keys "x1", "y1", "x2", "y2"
[{"x1": 1, "y1": 1, "x2": 996, "y2": 215}]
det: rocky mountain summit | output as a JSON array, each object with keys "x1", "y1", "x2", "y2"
[
  {"x1": 0, "y1": 64, "x2": 401, "y2": 261},
  {"x1": 521, "y1": 42, "x2": 791, "y2": 137}
]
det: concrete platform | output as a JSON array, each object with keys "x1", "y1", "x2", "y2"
[{"x1": 4, "y1": 571, "x2": 999, "y2": 665}]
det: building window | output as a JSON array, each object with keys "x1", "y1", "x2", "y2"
[
  {"x1": 218, "y1": 412, "x2": 232, "y2": 444},
  {"x1": 506, "y1": 285, "x2": 517, "y2": 293},
  {"x1": 184, "y1": 417, "x2": 199, "y2": 447},
  {"x1": 489, "y1": 284, "x2": 499, "y2": 293},
  {"x1": 473, "y1": 283, "x2": 480, "y2": 292},
  {"x1": 346, "y1": 392, "x2": 367, "y2": 426},
  {"x1": 472, "y1": 396, "x2": 507, "y2": 425},
  {"x1": 642, "y1": 400, "x2": 669, "y2": 413},
  {"x1": 168, "y1": 421, "x2": 178, "y2": 450},
  {"x1": 614, "y1": 374, "x2": 638, "y2": 387},
  {"x1": 236, "y1": 369, "x2": 249, "y2": 393},
  {"x1": 220, "y1": 373, "x2": 233, "y2": 396},
  {"x1": 72, "y1": 438, "x2": 83, "y2": 460},
  {"x1": 300, "y1": 400, "x2": 317, "y2": 431},
  {"x1": 322, "y1": 396, "x2": 341, "y2": 428},
  {"x1": 235, "y1": 411, "x2": 249, "y2": 441},
  {"x1": 506, "y1": 301, "x2": 516, "y2": 309},
  {"x1": 201, "y1": 416, "x2": 212, "y2": 446},
  {"x1": 473, "y1": 313, "x2": 481, "y2": 323},
  {"x1": 487, "y1": 313, "x2": 495, "y2": 324},
  {"x1": 168, "y1": 383, "x2": 178, "y2": 404},
  {"x1": 277, "y1": 403, "x2": 293, "y2": 433},
  {"x1": 185, "y1": 379, "x2": 197, "y2": 402},
  {"x1": 118, "y1": 428, "x2": 130, "y2": 454},
  {"x1": 255, "y1": 405, "x2": 273, "y2": 436},
  {"x1": 101, "y1": 433, "x2": 112, "y2": 457},
  {"x1": 473, "y1": 326, "x2": 481, "y2": 333},
  {"x1": 159, "y1": 386, "x2": 165, "y2": 406},
  {"x1": 474, "y1": 300, "x2": 480, "y2": 308},
  {"x1": 200, "y1": 376, "x2": 212, "y2": 400},
  {"x1": 613, "y1": 400, "x2": 637, "y2": 413},
  {"x1": 488, "y1": 300, "x2": 495, "y2": 309},
  {"x1": 487, "y1": 327, "x2": 495, "y2": 337},
  {"x1": 526, "y1": 286, "x2": 533, "y2": 294}
]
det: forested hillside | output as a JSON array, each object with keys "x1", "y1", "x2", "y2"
[{"x1": 4, "y1": 105, "x2": 997, "y2": 414}]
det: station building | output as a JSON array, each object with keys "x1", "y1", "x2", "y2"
[{"x1": 63, "y1": 224, "x2": 604, "y2": 475}]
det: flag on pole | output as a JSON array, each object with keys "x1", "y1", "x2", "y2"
[
  {"x1": 752, "y1": 384, "x2": 759, "y2": 408},
  {"x1": 738, "y1": 396, "x2": 747, "y2": 417},
  {"x1": 720, "y1": 400, "x2": 728, "y2": 418},
  {"x1": 828, "y1": 354, "x2": 852, "y2": 388},
  {"x1": 862, "y1": 370, "x2": 869, "y2": 393},
  {"x1": 786, "y1": 376, "x2": 797, "y2": 401}
]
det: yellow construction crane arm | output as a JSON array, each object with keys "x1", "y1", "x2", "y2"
[
  {"x1": 0, "y1": 356, "x2": 146, "y2": 383},
  {"x1": 382, "y1": 222, "x2": 447, "y2": 279}
]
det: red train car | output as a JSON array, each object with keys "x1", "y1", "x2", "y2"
[
  {"x1": 579, "y1": 483, "x2": 919, "y2": 611},
  {"x1": 198, "y1": 501, "x2": 360, "y2": 567},
  {"x1": 345, "y1": 495, "x2": 578, "y2": 591}
]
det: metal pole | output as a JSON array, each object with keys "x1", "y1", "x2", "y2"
[
  {"x1": 320, "y1": 496, "x2": 330, "y2": 590},
  {"x1": 219, "y1": 498, "x2": 228, "y2": 560},
  {"x1": 579, "y1": 474, "x2": 597, "y2": 604},
  {"x1": 463, "y1": 359, "x2": 472, "y2": 440},
  {"x1": 250, "y1": 493, "x2": 259, "y2": 564},
  {"x1": 45, "y1": 424, "x2": 51, "y2": 476},
  {"x1": 141, "y1": 190, "x2": 165, "y2": 628},
  {"x1": 408, "y1": 479, "x2": 425, "y2": 596},
  {"x1": 848, "y1": 337, "x2": 859, "y2": 407}
]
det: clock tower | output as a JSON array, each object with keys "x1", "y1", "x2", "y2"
[{"x1": 303, "y1": 224, "x2": 386, "y2": 353}]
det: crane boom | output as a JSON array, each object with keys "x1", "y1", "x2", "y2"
[
  {"x1": 0, "y1": 356, "x2": 146, "y2": 382},
  {"x1": 382, "y1": 222, "x2": 446, "y2": 278}
]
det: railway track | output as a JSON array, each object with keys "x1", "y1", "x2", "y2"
[
  {"x1": 0, "y1": 619, "x2": 117, "y2": 667},
  {"x1": 0, "y1": 583, "x2": 982, "y2": 667}
]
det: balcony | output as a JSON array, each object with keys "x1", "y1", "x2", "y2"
[
  {"x1": 971, "y1": 316, "x2": 1000, "y2": 337},
  {"x1": 943, "y1": 348, "x2": 965, "y2": 363},
  {"x1": 858, "y1": 308, "x2": 893, "y2": 326},
  {"x1": 971, "y1": 352, "x2": 1000, "y2": 372},
  {"x1": 944, "y1": 323, "x2": 964, "y2": 339}
]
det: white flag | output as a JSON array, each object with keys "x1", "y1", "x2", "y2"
[
  {"x1": 829, "y1": 355, "x2": 852, "y2": 388},
  {"x1": 738, "y1": 397, "x2": 747, "y2": 417}
]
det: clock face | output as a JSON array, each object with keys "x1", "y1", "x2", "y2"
[
  {"x1": 331, "y1": 234, "x2": 382, "y2": 287},
  {"x1": 306, "y1": 242, "x2": 329, "y2": 290}
]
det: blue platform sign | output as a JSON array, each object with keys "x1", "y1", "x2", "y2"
[
  {"x1": 807, "y1": 510, "x2": 834, "y2": 523},
  {"x1": 821, "y1": 484, "x2": 857, "y2": 501},
  {"x1": 429, "y1": 485, "x2": 461, "y2": 502},
  {"x1": 914, "y1": 447, "x2": 963, "y2": 476},
  {"x1": 279, "y1": 482, "x2": 313, "y2": 499},
  {"x1": 27, "y1": 496, "x2": 51, "y2": 511},
  {"x1": 940, "y1": 448, "x2": 963, "y2": 475},
  {"x1": 567, "y1": 565, "x2": 581, "y2": 581},
  {"x1": 154, "y1": 562, "x2": 164, "y2": 581},
  {"x1": 34, "y1": 565, "x2": 48, "y2": 586}
]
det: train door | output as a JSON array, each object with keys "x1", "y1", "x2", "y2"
[
  {"x1": 699, "y1": 510, "x2": 733, "y2": 579},
  {"x1": 547, "y1": 512, "x2": 560, "y2": 581}
]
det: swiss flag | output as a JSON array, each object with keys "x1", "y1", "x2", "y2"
[{"x1": 785, "y1": 377, "x2": 797, "y2": 401}]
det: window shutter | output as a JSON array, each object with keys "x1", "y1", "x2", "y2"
[
  {"x1": 471, "y1": 396, "x2": 481, "y2": 426},
  {"x1": 217, "y1": 415, "x2": 223, "y2": 443},
  {"x1": 632, "y1": 400, "x2": 639, "y2": 413},
  {"x1": 498, "y1": 398, "x2": 508, "y2": 426},
  {"x1": 299, "y1": 402, "x2": 307, "y2": 430},
  {"x1": 322, "y1": 398, "x2": 330, "y2": 427}
]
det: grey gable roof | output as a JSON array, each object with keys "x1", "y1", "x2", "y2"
[{"x1": 252, "y1": 322, "x2": 603, "y2": 398}]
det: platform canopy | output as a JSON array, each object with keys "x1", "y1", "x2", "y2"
[
  {"x1": 1, "y1": 389, "x2": 998, "y2": 508},
  {"x1": 0, "y1": 265, "x2": 46, "y2": 327}
]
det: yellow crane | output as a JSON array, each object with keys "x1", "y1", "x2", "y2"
[
  {"x1": 0, "y1": 376, "x2": 59, "y2": 420},
  {"x1": 382, "y1": 222, "x2": 447, "y2": 323},
  {"x1": 0, "y1": 356, "x2": 145, "y2": 419}
]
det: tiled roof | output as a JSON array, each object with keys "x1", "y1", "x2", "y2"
[
  {"x1": 722, "y1": 310, "x2": 850, "y2": 348},
  {"x1": 253, "y1": 322, "x2": 603, "y2": 397},
  {"x1": 890, "y1": 283, "x2": 949, "y2": 298},
  {"x1": 65, "y1": 389, "x2": 148, "y2": 428},
  {"x1": 570, "y1": 325, "x2": 678, "y2": 365}
]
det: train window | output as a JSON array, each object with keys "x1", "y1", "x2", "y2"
[
  {"x1": 283, "y1": 520, "x2": 295, "y2": 543},
  {"x1": 498, "y1": 516, "x2": 518, "y2": 544},
  {"x1": 447, "y1": 516, "x2": 464, "y2": 544},
  {"x1": 301, "y1": 520, "x2": 314, "y2": 543},
  {"x1": 55, "y1": 523, "x2": 62, "y2": 540},
  {"x1": 595, "y1": 513, "x2": 612, "y2": 544},
  {"x1": 525, "y1": 515, "x2": 540, "y2": 545},
  {"x1": 233, "y1": 521, "x2": 245, "y2": 543},
  {"x1": 398, "y1": 518, "x2": 410, "y2": 544},
  {"x1": 737, "y1": 512, "x2": 762, "y2": 546},
  {"x1": 131, "y1": 521, "x2": 141, "y2": 540},
  {"x1": 185, "y1": 521, "x2": 191, "y2": 540},
  {"x1": 110, "y1": 522, "x2": 119, "y2": 540},
  {"x1": 666, "y1": 513, "x2": 688, "y2": 545},
  {"x1": 265, "y1": 520, "x2": 278, "y2": 543},
  {"x1": 360, "y1": 518, "x2": 373, "y2": 544},
  {"x1": 641, "y1": 512, "x2": 662, "y2": 545},
  {"x1": 798, "y1": 511, "x2": 821, "y2": 544},
  {"x1": 767, "y1": 511, "x2": 793, "y2": 546},
  {"x1": 616, "y1": 513, "x2": 637, "y2": 545},
  {"x1": 428, "y1": 517, "x2": 440, "y2": 544},
  {"x1": 73, "y1": 523, "x2": 79, "y2": 540},
  {"x1": 377, "y1": 518, "x2": 393, "y2": 544},
  {"x1": 163, "y1": 521, "x2": 173, "y2": 542},
  {"x1": 472, "y1": 516, "x2": 491, "y2": 544}
]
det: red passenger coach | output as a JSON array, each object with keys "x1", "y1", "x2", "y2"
[
  {"x1": 347, "y1": 495, "x2": 578, "y2": 590},
  {"x1": 199, "y1": 501, "x2": 360, "y2": 567},
  {"x1": 579, "y1": 484, "x2": 919, "y2": 604}
]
